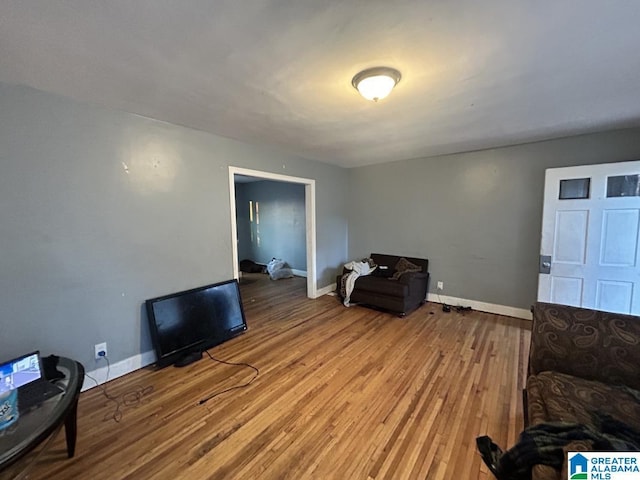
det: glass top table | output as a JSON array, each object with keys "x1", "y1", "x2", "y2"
[{"x1": 0, "y1": 357, "x2": 84, "y2": 474}]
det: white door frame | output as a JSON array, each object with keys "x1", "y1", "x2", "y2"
[{"x1": 228, "y1": 166, "x2": 317, "y2": 299}]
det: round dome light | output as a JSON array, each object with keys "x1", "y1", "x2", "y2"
[{"x1": 352, "y1": 67, "x2": 401, "y2": 102}]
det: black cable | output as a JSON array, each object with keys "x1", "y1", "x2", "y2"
[
  {"x1": 436, "y1": 292, "x2": 471, "y2": 313},
  {"x1": 436, "y1": 292, "x2": 451, "y2": 312},
  {"x1": 198, "y1": 350, "x2": 259, "y2": 405},
  {"x1": 85, "y1": 356, "x2": 154, "y2": 423}
]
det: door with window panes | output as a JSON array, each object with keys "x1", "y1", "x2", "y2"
[{"x1": 538, "y1": 161, "x2": 640, "y2": 314}]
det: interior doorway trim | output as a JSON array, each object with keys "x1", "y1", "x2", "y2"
[{"x1": 228, "y1": 166, "x2": 317, "y2": 299}]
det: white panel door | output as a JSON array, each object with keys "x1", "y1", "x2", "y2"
[{"x1": 538, "y1": 161, "x2": 640, "y2": 314}]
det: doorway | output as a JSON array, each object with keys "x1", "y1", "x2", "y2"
[
  {"x1": 537, "y1": 160, "x2": 640, "y2": 314},
  {"x1": 228, "y1": 167, "x2": 317, "y2": 299}
]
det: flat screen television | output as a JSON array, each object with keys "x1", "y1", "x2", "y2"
[{"x1": 145, "y1": 279, "x2": 248, "y2": 368}]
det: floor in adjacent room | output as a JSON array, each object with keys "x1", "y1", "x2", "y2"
[{"x1": 19, "y1": 273, "x2": 531, "y2": 479}]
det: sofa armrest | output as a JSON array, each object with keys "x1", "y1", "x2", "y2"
[
  {"x1": 397, "y1": 271, "x2": 429, "y2": 284},
  {"x1": 398, "y1": 272, "x2": 429, "y2": 302},
  {"x1": 529, "y1": 302, "x2": 640, "y2": 390}
]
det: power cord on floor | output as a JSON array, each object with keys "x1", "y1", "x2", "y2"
[
  {"x1": 436, "y1": 292, "x2": 471, "y2": 314},
  {"x1": 198, "y1": 350, "x2": 259, "y2": 406},
  {"x1": 85, "y1": 355, "x2": 154, "y2": 423},
  {"x1": 437, "y1": 292, "x2": 451, "y2": 312}
]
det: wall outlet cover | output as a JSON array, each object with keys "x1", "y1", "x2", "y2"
[{"x1": 94, "y1": 342, "x2": 107, "y2": 360}]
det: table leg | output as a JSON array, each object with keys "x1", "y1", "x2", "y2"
[{"x1": 64, "y1": 398, "x2": 79, "y2": 458}]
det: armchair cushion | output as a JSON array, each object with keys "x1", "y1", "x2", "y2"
[
  {"x1": 390, "y1": 257, "x2": 422, "y2": 280},
  {"x1": 371, "y1": 267, "x2": 394, "y2": 278}
]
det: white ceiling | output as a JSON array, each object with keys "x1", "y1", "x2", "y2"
[{"x1": 2, "y1": 1, "x2": 640, "y2": 168}]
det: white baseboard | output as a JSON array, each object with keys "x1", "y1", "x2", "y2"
[
  {"x1": 426, "y1": 293, "x2": 532, "y2": 320},
  {"x1": 83, "y1": 350, "x2": 156, "y2": 392},
  {"x1": 314, "y1": 283, "x2": 529, "y2": 319},
  {"x1": 81, "y1": 292, "x2": 528, "y2": 392}
]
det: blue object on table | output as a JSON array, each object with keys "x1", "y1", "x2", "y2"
[{"x1": 0, "y1": 390, "x2": 19, "y2": 431}]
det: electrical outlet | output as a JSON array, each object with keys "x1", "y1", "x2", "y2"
[
  {"x1": 94, "y1": 342, "x2": 107, "y2": 360},
  {"x1": 437, "y1": 281, "x2": 444, "y2": 290}
]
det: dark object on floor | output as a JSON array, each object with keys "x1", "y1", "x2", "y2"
[
  {"x1": 522, "y1": 302, "x2": 640, "y2": 480},
  {"x1": 442, "y1": 304, "x2": 451, "y2": 312},
  {"x1": 476, "y1": 414, "x2": 640, "y2": 480},
  {"x1": 456, "y1": 305, "x2": 471, "y2": 312},
  {"x1": 239, "y1": 259, "x2": 265, "y2": 274},
  {"x1": 476, "y1": 435, "x2": 501, "y2": 477},
  {"x1": 336, "y1": 253, "x2": 429, "y2": 316}
]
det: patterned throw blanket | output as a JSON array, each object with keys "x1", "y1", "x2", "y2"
[
  {"x1": 477, "y1": 413, "x2": 640, "y2": 480},
  {"x1": 340, "y1": 258, "x2": 377, "y2": 307}
]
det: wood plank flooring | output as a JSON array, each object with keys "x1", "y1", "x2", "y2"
[{"x1": 17, "y1": 274, "x2": 531, "y2": 479}]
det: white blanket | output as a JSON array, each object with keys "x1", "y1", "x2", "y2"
[{"x1": 341, "y1": 259, "x2": 377, "y2": 306}]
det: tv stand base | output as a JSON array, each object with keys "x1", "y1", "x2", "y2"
[{"x1": 174, "y1": 351, "x2": 202, "y2": 367}]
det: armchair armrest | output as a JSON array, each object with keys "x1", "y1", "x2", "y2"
[
  {"x1": 397, "y1": 271, "x2": 429, "y2": 284},
  {"x1": 398, "y1": 272, "x2": 429, "y2": 302}
]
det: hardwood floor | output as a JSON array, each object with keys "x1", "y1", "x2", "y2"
[{"x1": 20, "y1": 274, "x2": 531, "y2": 479}]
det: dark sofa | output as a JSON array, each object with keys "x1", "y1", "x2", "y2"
[
  {"x1": 336, "y1": 253, "x2": 429, "y2": 316},
  {"x1": 525, "y1": 302, "x2": 640, "y2": 480}
]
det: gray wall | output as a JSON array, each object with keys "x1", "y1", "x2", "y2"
[
  {"x1": 4, "y1": 79, "x2": 639, "y2": 371},
  {"x1": 347, "y1": 129, "x2": 640, "y2": 310},
  {"x1": 235, "y1": 181, "x2": 306, "y2": 271},
  {"x1": 0, "y1": 83, "x2": 349, "y2": 369}
]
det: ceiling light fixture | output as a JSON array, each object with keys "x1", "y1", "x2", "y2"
[{"x1": 352, "y1": 67, "x2": 401, "y2": 102}]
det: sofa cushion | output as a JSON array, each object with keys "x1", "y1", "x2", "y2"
[
  {"x1": 370, "y1": 253, "x2": 428, "y2": 275},
  {"x1": 371, "y1": 266, "x2": 395, "y2": 278},
  {"x1": 531, "y1": 441, "x2": 593, "y2": 480},
  {"x1": 390, "y1": 257, "x2": 422, "y2": 280},
  {"x1": 527, "y1": 371, "x2": 640, "y2": 480},
  {"x1": 352, "y1": 275, "x2": 408, "y2": 297},
  {"x1": 369, "y1": 254, "x2": 397, "y2": 278},
  {"x1": 530, "y1": 303, "x2": 640, "y2": 391},
  {"x1": 527, "y1": 371, "x2": 640, "y2": 432}
]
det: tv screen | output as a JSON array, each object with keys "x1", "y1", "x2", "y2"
[{"x1": 146, "y1": 279, "x2": 248, "y2": 368}]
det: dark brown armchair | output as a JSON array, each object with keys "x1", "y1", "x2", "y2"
[{"x1": 336, "y1": 253, "x2": 429, "y2": 316}]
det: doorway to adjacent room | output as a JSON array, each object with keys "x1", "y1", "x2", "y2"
[{"x1": 228, "y1": 166, "x2": 317, "y2": 299}]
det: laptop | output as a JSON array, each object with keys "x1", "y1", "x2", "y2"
[{"x1": 0, "y1": 351, "x2": 64, "y2": 413}]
